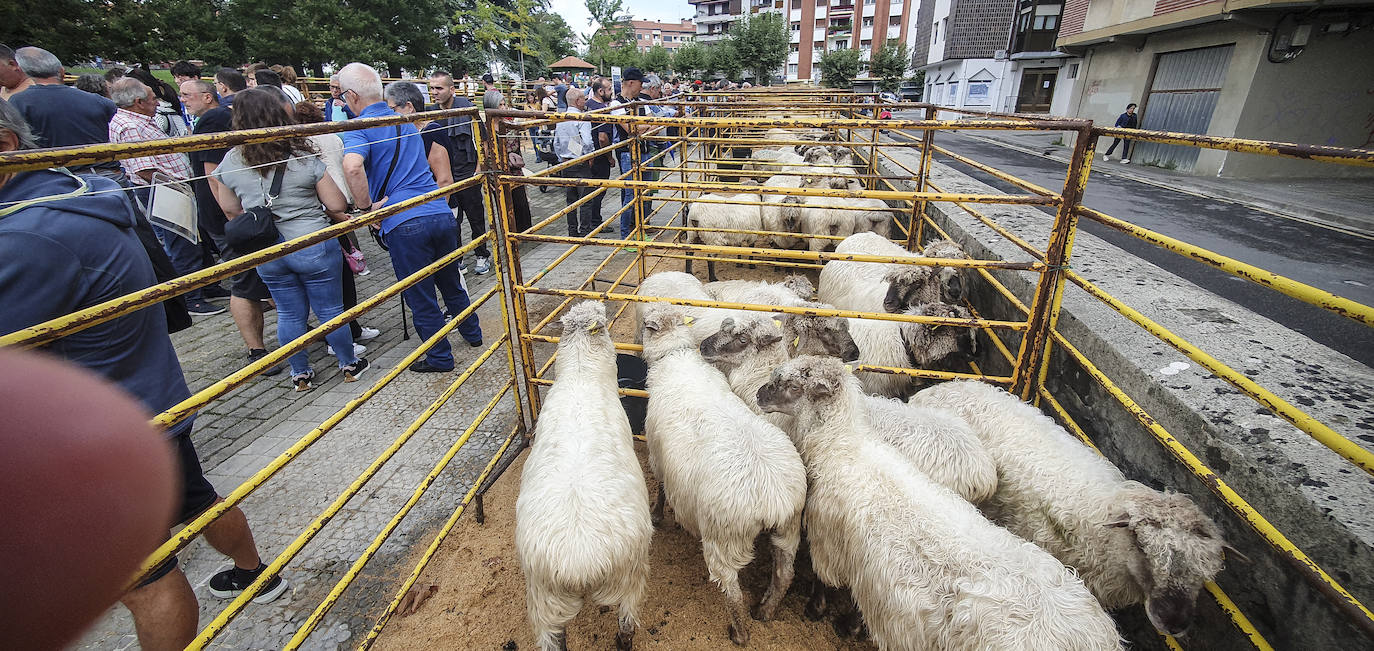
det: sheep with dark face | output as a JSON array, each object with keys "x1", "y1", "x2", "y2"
[
  {"x1": 845, "y1": 301, "x2": 978, "y2": 398},
  {"x1": 755, "y1": 356, "x2": 1123, "y2": 651},
  {"x1": 759, "y1": 175, "x2": 807, "y2": 249},
  {"x1": 910, "y1": 380, "x2": 1239, "y2": 636}
]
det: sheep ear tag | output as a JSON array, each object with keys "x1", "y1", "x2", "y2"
[
  {"x1": 772, "y1": 318, "x2": 783, "y2": 328},
  {"x1": 792, "y1": 335, "x2": 801, "y2": 349},
  {"x1": 587, "y1": 323, "x2": 601, "y2": 334},
  {"x1": 844, "y1": 364, "x2": 854, "y2": 373},
  {"x1": 682, "y1": 315, "x2": 695, "y2": 327}
]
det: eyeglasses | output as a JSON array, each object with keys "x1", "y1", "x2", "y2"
[{"x1": 329, "y1": 84, "x2": 341, "y2": 90}]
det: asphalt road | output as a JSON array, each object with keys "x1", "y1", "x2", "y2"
[{"x1": 894, "y1": 129, "x2": 1374, "y2": 367}]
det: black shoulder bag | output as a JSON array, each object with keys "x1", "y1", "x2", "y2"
[
  {"x1": 225, "y1": 164, "x2": 285, "y2": 253},
  {"x1": 367, "y1": 125, "x2": 403, "y2": 251}
]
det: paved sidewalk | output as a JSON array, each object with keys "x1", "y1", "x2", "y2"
[
  {"x1": 947, "y1": 127, "x2": 1374, "y2": 236},
  {"x1": 74, "y1": 154, "x2": 654, "y2": 649}
]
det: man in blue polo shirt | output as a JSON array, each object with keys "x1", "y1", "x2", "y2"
[{"x1": 337, "y1": 62, "x2": 482, "y2": 373}]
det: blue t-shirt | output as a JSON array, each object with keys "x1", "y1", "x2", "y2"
[
  {"x1": 10, "y1": 83, "x2": 119, "y2": 172},
  {"x1": 338, "y1": 102, "x2": 450, "y2": 234}
]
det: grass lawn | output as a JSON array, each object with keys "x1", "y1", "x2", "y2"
[{"x1": 68, "y1": 66, "x2": 175, "y2": 84}]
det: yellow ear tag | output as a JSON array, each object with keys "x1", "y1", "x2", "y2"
[
  {"x1": 587, "y1": 323, "x2": 601, "y2": 334},
  {"x1": 772, "y1": 318, "x2": 783, "y2": 328},
  {"x1": 683, "y1": 315, "x2": 695, "y2": 326},
  {"x1": 792, "y1": 335, "x2": 801, "y2": 348},
  {"x1": 844, "y1": 364, "x2": 854, "y2": 373}
]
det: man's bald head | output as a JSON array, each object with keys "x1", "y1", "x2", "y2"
[{"x1": 565, "y1": 87, "x2": 585, "y2": 109}]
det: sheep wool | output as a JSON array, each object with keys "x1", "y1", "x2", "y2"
[
  {"x1": 515, "y1": 301, "x2": 652, "y2": 651},
  {"x1": 757, "y1": 357, "x2": 1123, "y2": 651},
  {"x1": 641, "y1": 304, "x2": 807, "y2": 646},
  {"x1": 911, "y1": 380, "x2": 1233, "y2": 635}
]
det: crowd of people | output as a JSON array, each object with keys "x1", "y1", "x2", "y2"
[{"x1": 0, "y1": 38, "x2": 703, "y2": 648}]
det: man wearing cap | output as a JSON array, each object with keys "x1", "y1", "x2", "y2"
[{"x1": 609, "y1": 67, "x2": 648, "y2": 239}]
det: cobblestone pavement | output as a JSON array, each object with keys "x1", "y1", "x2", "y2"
[{"x1": 75, "y1": 148, "x2": 683, "y2": 650}]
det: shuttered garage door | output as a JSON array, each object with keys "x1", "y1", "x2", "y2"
[{"x1": 1132, "y1": 44, "x2": 1234, "y2": 172}]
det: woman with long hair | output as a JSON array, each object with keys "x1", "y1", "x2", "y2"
[{"x1": 208, "y1": 88, "x2": 368, "y2": 392}]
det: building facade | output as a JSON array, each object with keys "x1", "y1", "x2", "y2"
[
  {"x1": 1058, "y1": 0, "x2": 1374, "y2": 176},
  {"x1": 690, "y1": 0, "x2": 924, "y2": 82},
  {"x1": 631, "y1": 19, "x2": 697, "y2": 52}
]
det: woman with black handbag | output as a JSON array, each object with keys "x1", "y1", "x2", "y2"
[{"x1": 209, "y1": 88, "x2": 368, "y2": 392}]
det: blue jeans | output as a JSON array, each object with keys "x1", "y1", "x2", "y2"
[
  {"x1": 384, "y1": 212, "x2": 482, "y2": 370},
  {"x1": 133, "y1": 185, "x2": 204, "y2": 302},
  {"x1": 256, "y1": 239, "x2": 358, "y2": 376}
]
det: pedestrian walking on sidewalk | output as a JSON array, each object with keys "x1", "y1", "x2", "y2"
[{"x1": 1103, "y1": 103, "x2": 1139, "y2": 164}]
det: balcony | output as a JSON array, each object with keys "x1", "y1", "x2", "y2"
[
  {"x1": 827, "y1": 22, "x2": 853, "y2": 36},
  {"x1": 830, "y1": 2, "x2": 854, "y2": 14}
]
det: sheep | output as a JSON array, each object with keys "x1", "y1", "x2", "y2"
[
  {"x1": 798, "y1": 182, "x2": 861, "y2": 253},
  {"x1": 640, "y1": 304, "x2": 807, "y2": 646},
  {"x1": 756, "y1": 356, "x2": 1124, "y2": 651},
  {"x1": 759, "y1": 174, "x2": 807, "y2": 249},
  {"x1": 684, "y1": 191, "x2": 763, "y2": 282},
  {"x1": 515, "y1": 301, "x2": 652, "y2": 651},
  {"x1": 704, "y1": 275, "x2": 815, "y2": 306},
  {"x1": 910, "y1": 379, "x2": 1239, "y2": 636},
  {"x1": 818, "y1": 231, "x2": 940, "y2": 315},
  {"x1": 888, "y1": 237, "x2": 970, "y2": 309},
  {"x1": 701, "y1": 319, "x2": 993, "y2": 505},
  {"x1": 846, "y1": 301, "x2": 979, "y2": 398}
]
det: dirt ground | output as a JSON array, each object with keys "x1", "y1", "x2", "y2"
[{"x1": 372, "y1": 447, "x2": 873, "y2": 651}]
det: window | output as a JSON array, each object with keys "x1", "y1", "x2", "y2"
[
  {"x1": 791, "y1": 43, "x2": 800, "y2": 52},
  {"x1": 817, "y1": 0, "x2": 826, "y2": 5},
  {"x1": 862, "y1": 17, "x2": 873, "y2": 26},
  {"x1": 889, "y1": 16, "x2": 899, "y2": 25},
  {"x1": 1067, "y1": 62, "x2": 1079, "y2": 79},
  {"x1": 816, "y1": 18, "x2": 825, "y2": 27},
  {"x1": 792, "y1": 21, "x2": 801, "y2": 31},
  {"x1": 792, "y1": 0, "x2": 801, "y2": 7},
  {"x1": 789, "y1": 63, "x2": 799, "y2": 75},
  {"x1": 815, "y1": 40, "x2": 825, "y2": 49},
  {"x1": 865, "y1": 0, "x2": 875, "y2": 5},
  {"x1": 835, "y1": 39, "x2": 849, "y2": 49},
  {"x1": 891, "y1": 0, "x2": 901, "y2": 4},
  {"x1": 1033, "y1": 15, "x2": 1059, "y2": 30},
  {"x1": 933, "y1": 21, "x2": 939, "y2": 42},
  {"x1": 942, "y1": 18, "x2": 948, "y2": 36}
]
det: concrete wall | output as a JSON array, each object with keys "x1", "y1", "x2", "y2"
[
  {"x1": 1226, "y1": 27, "x2": 1374, "y2": 178},
  {"x1": 880, "y1": 154, "x2": 1374, "y2": 650}
]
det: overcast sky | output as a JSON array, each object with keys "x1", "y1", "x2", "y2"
[{"x1": 548, "y1": 0, "x2": 696, "y2": 43}]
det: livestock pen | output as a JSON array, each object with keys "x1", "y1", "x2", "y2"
[{"x1": 0, "y1": 87, "x2": 1370, "y2": 649}]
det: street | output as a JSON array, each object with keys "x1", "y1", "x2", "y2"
[{"x1": 898, "y1": 128, "x2": 1374, "y2": 367}]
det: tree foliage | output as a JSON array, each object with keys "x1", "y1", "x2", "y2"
[
  {"x1": 584, "y1": 0, "x2": 636, "y2": 74},
  {"x1": 641, "y1": 45, "x2": 672, "y2": 75},
  {"x1": 818, "y1": 47, "x2": 861, "y2": 88},
  {"x1": 870, "y1": 39, "x2": 911, "y2": 93},
  {"x1": 728, "y1": 13, "x2": 788, "y2": 85},
  {"x1": 672, "y1": 42, "x2": 708, "y2": 79},
  {"x1": 709, "y1": 40, "x2": 742, "y2": 81}
]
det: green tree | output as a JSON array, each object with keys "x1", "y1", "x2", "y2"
[
  {"x1": 584, "y1": 0, "x2": 632, "y2": 74},
  {"x1": 642, "y1": 44, "x2": 672, "y2": 75},
  {"x1": 870, "y1": 39, "x2": 911, "y2": 93},
  {"x1": 727, "y1": 12, "x2": 788, "y2": 85},
  {"x1": 231, "y1": 0, "x2": 343, "y2": 73},
  {"x1": 709, "y1": 40, "x2": 742, "y2": 80},
  {"x1": 0, "y1": 0, "x2": 104, "y2": 65},
  {"x1": 818, "y1": 47, "x2": 860, "y2": 88},
  {"x1": 529, "y1": 11, "x2": 577, "y2": 69},
  {"x1": 672, "y1": 42, "x2": 707, "y2": 78}
]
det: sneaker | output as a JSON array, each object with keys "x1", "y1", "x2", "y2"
[
  {"x1": 467, "y1": 338, "x2": 484, "y2": 348},
  {"x1": 327, "y1": 342, "x2": 367, "y2": 357},
  {"x1": 203, "y1": 284, "x2": 231, "y2": 299},
  {"x1": 1101, "y1": 154, "x2": 1111, "y2": 161},
  {"x1": 342, "y1": 357, "x2": 370, "y2": 382},
  {"x1": 1120, "y1": 158, "x2": 1131, "y2": 164},
  {"x1": 357, "y1": 326, "x2": 382, "y2": 341},
  {"x1": 409, "y1": 360, "x2": 453, "y2": 373},
  {"x1": 207, "y1": 563, "x2": 289, "y2": 604},
  {"x1": 474, "y1": 256, "x2": 492, "y2": 275},
  {"x1": 187, "y1": 300, "x2": 226, "y2": 316},
  {"x1": 291, "y1": 370, "x2": 315, "y2": 393},
  {"x1": 458, "y1": 257, "x2": 468, "y2": 272},
  {"x1": 246, "y1": 348, "x2": 284, "y2": 377}
]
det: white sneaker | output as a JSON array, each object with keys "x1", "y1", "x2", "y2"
[
  {"x1": 1101, "y1": 154, "x2": 1111, "y2": 161},
  {"x1": 474, "y1": 256, "x2": 492, "y2": 275},
  {"x1": 327, "y1": 342, "x2": 367, "y2": 357},
  {"x1": 1120, "y1": 159, "x2": 1131, "y2": 164},
  {"x1": 357, "y1": 326, "x2": 381, "y2": 341}
]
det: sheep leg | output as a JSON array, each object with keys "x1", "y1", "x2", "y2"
[
  {"x1": 831, "y1": 589, "x2": 864, "y2": 639},
  {"x1": 614, "y1": 565, "x2": 647, "y2": 651},
  {"x1": 530, "y1": 584, "x2": 581, "y2": 651},
  {"x1": 804, "y1": 578, "x2": 829, "y2": 620},
  {"x1": 754, "y1": 519, "x2": 800, "y2": 621},
  {"x1": 650, "y1": 483, "x2": 666, "y2": 527},
  {"x1": 706, "y1": 258, "x2": 717, "y2": 283},
  {"x1": 703, "y1": 540, "x2": 752, "y2": 646}
]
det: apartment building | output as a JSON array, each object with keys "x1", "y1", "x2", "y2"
[
  {"x1": 689, "y1": 0, "x2": 923, "y2": 82},
  {"x1": 1059, "y1": 0, "x2": 1374, "y2": 176},
  {"x1": 630, "y1": 19, "x2": 696, "y2": 52}
]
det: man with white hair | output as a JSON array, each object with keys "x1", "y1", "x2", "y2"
[
  {"x1": 108, "y1": 77, "x2": 221, "y2": 316},
  {"x1": 8, "y1": 47, "x2": 119, "y2": 177},
  {"x1": 338, "y1": 62, "x2": 483, "y2": 373},
  {"x1": 324, "y1": 73, "x2": 354, "y2": 121}
]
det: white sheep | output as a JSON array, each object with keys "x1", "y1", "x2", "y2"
[
  {"x1": 910, "y1": 380, "x2": 1238, "y2": 636},
  {"x1": 818, "y1": 231, "x2": 936, "y2": 315},
  {"x1": 704, "y1": 275, "x2": 814, "y2": 306},
  {"x1": 701, "y1": 319, "x2": 993, "y2": 505},
  {"x1": 640, "y1": 304, "x2": 807, "y2": 646},
  {"x1": 684, "y1": 191, "x2": 763, "y2": 281},
  {"x1": 759, "y1": 174, "x2": 807, "y2": 249},
  {"x1": 799, "y1": 187, "x2": 860, "y2": 253},
  {"x1": 845, "y1": 301, "x2": 979, "y2": 398},
  {"x1": 515, "y1": 301, "x2": 652, "y2": 651},
  {"x1": 757, "y1": 356, "x2": 1124, "y2": 651},
  {"x1": 635, "y1": 271, "x2": 755, "y2": 346}
]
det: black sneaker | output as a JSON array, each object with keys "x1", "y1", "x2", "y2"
[
  {"x1": 247, "y1": 348, "x2": 284, "y2": 377},
  {"x1": 467, "y1": 338, "x2": 484, "y2": 348},
  {"x1": 187, "y1": 299, "x2": 226, "y2": 316},
  {"x1": 207, "y1": 563, "x2": 289, "y2": 604},
  {"x1": 409, "y1": 360, "x2": 452, "y2": 373},
  {"x1": 291, "y1": 370, "x2": 315, "y2": 392},
  {"x1": 203, "y1": 284, "x2": 231, "y2": 299},
  {"x1": 342, "y1": 357, "x2": 370, "y2": 382}
]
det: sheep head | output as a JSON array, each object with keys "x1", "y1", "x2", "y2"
[
  {"x1": 897, "y1": 302, "x2": 978, "y2": 370},
  {"x1": 881, "y1": 265, "x2": 938, "y2": 313},
  {"x1": 756, "y1": 355, "x2": 851, "y2": 416},
  {"x1": 785, "y1": 303, "x2": 860, "y2": 362},
  {"x1": 699, "y1": 317, "x2": 783, "y2": 369},
  {"x1": 780, "y1": 275, "x2": 816, "y2": 301},
  {"x1": 922, "y1": 238, "x2": 969, "y2": 303},
  {"x1": 1106, "y1": 486, "x2": 1237, "y2": 636},
  {"x1": 803, "y1": 147, "x2": 835, "y2": 165},
  {"x1": 638, "y1": 304, "x2": 696, "y2": 363},
  {"x1": 559, "y1": 301, "x2": 611, "y2": 347},
  {"x1": 779, "y1": 196, "x2": 805, "y2": 232}
]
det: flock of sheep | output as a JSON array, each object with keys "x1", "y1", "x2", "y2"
[{"x1": 511, "y1": 129, "x2": 1238, "y2": 650}]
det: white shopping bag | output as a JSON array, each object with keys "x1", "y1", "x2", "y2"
[{"x1": 148, "y1": 172, "x2": 199, "y2": 244}]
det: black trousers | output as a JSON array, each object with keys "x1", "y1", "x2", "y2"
[
  {"x1": 1104, "y1": 138, "x2": 1133, "y2": 158},
  {"x1": 562, "y1": 163, "x2": 601, "y2": 237},
  {"x1": 448, "y1": 164, "x2": 489, "y2": 258}
]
